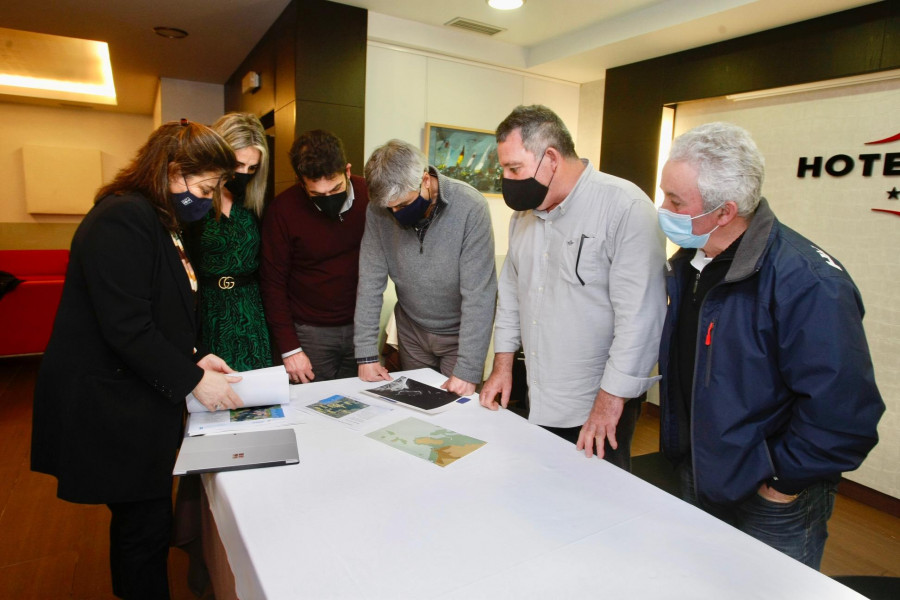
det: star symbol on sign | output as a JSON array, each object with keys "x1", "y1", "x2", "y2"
[{"x1": 888, "y1": 187, "x2": 900, "y2": 200}]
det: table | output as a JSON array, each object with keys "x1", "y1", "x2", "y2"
[{"x1": 202, "y1": 369, "x2": 862, "y2": 599}]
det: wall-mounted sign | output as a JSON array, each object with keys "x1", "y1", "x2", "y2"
[{"x1": 797, "y1": 132, "x2": 900, "y2": 210}]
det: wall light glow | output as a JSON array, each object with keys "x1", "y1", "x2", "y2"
[{"x1": 0, "y1": 28, "x2": 117, "y2": 106}]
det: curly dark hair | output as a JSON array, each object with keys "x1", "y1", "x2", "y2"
[{"x1": 289, "y1": 130, "x2": 347, "y2": 180}]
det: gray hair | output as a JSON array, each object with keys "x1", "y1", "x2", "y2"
[
  {"x1": 668, "y1": 122, "x2": 765, "y2": 217},
  {"x1": 496, "y1": 104, "x2": 577, "y2": 160},
  {"x1": 365, "y1": 139, "x2": 427, "y2": 207}
]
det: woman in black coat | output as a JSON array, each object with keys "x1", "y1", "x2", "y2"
[{"x1": 31, "y1": 120, "x2": 244, "y2": 599}]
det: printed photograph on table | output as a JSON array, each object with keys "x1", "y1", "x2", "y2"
[
  {"x1": 232, "y1": 405, "x2": 284, "y2": 422},
  {"x1": 307, "y1": 395, "x2": 369, "y2": 418},
  {"x1": 425, "y1": 123, "x2": 501, "y2": 196},
  {"x1": 303, "y1": 394, "x2": 391, "y2": 429}
]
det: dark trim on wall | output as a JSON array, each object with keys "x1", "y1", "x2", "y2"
[
  {"x1": 600, "y1": 0, "x2": 900, "y2": 197},
  {"x1": 838, "y1": 478, "x2": 900, "y2": 518}
]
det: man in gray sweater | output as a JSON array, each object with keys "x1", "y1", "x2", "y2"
[{"x1": 354, "y1": 139, "x2": 497, "y2": 396}]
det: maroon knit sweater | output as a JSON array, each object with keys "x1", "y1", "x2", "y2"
[{"x1": 259, "y1": 175, "x2": 369, "y2": 354}]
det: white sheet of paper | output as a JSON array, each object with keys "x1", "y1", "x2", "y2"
[{"x1": 186, "y1": 365, "x2": 289, "y2": 413}]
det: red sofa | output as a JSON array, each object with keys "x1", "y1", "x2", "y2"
[{"x1": 0, "y1": 250, "x2": 69, "y2": 356}]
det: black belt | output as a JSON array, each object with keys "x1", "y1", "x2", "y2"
[{"x1": 199, "y1": 274, "x2": 256, "y2": 290}]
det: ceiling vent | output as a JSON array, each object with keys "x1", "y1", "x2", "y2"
[{"x1": 444, "y1": 17, "x2": 505, "y2": 36}]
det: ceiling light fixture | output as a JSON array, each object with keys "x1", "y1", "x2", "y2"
[
  {"x1": 153, "y1": 27, "x2": 189, "y2": 39},
  {"x1": 487, "y1": 0, "x2": 525, "y2": 10},
  {"x1": 0, "y1": 28, "x2": 117, "y2": 106}
]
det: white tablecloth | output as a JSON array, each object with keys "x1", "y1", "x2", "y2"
[{"x1": 203, "y1": 368, "x2": 862, "y2": 599}]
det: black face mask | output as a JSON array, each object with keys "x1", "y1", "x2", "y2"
[
  {"x1": 312, "y1": 190, "x2": 348, "y2": 220},
  {"x1": 225, "y1": 172, "x2": 254, "y2": 200},
  {"x1": 390, "y1": 193, "x2": 431, "y2": 227},
  {"x1": 501, "y1": 151, "x2": 554, "y2": 211}
]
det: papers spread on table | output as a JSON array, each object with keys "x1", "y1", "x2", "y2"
[
  {"x1": 186, "y1": 404, "x2": 293, "y2": 436},
  {"x1": 365, "y1": 417, "x2": 486, "y2": 467},
  {"x1": 360, "y1": 376, "x2": 464, "y2": 414},
  {"x1": 186, "y1": 365, "x2": 289, "y2": 413},
  {"x1": 302, "y1": 394, "x2": 392, "y2": 429}
]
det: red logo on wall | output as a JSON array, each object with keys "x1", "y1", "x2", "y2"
[
  {"x1": 865, "y1": 132, "x2": 900, "y2": 145},
  {"x1": 870, "y1": 131, "x2": 900, "y2": 216}
]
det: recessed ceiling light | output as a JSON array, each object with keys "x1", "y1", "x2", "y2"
[
  {"x1": 487, "y1": 0, "x2": 525, "y2": 9},
  {"x1": 0, "y1": 27, "x2": 117, "y2": 106},
  {"x1": 153, "y1": 26, "x2": 189, "y2": 39}
]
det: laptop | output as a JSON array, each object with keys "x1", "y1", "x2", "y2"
[{"x1": 173, "y1": 428, "x2": 299, "y2": 476}]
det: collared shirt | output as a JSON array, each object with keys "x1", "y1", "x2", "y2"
[{"x1": 493, "y1": 160, "x2": 667, "y2": 427}]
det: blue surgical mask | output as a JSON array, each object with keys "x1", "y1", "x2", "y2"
[
  {"x1": 657, "y1": 203, "x2": 724, "y2": 248},
  {"x1": 390, "y1": 192, "x2": 431, "y2": 227},
  {"x1": 172, "y1": 178, "x2": 214, "y2": 223}
]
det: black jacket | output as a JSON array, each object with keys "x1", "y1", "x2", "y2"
[{"x1": 32, "y1": 193, "x2": 203, "y2": 504}]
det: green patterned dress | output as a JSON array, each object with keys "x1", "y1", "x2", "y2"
[{"x1": 188, "y1": 203, "x2": 272, "y2": 371}]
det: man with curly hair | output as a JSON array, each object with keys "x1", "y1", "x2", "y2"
[{"x1": 260, "y1": 130, "x2": 370, "y2": 383}]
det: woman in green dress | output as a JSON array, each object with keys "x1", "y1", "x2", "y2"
[{"x1": 186, "y1": 113, "x2": 272, "y2": 371}]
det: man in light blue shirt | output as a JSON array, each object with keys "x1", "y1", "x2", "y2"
[{"x1": 480, "y1": 105, "x2": 666, "y2": 470}]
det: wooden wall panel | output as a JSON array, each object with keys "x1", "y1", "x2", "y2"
[{"x1": 600, "y1": 1, "x2": 900, "y2": 197}]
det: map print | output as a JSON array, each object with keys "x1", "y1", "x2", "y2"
[{"x1": 365, "y1": 417, "x2": 486, "y2": 467}]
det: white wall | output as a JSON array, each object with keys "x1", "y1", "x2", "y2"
[
  {"x1": 365, "y1": 42, "x2": 580, "y2": 256},
  {"x1": 673, "y1": 79, "x2": 900, "y2": 498},
  {"x1": 156, "y1": 78, "x2": 225, "y2": 128},
  {"x1": 0, "y1": 102, "x2": 152, "y2": 224},
  {"x1": 577, "y1": 78, "x2": 606, "y2": 166}
]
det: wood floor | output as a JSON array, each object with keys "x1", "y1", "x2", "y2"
[{"x1": 1, "y1": 355, "x2": 898, "y2": 599}]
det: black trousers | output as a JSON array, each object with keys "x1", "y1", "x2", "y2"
[
  {"x1": 107, "y1": 496, "x2": 172, "y2": 600},
  {"x1": 541, "y1": 395, "x2": 644, "y2": 472}
]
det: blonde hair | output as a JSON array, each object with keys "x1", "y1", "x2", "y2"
[{"x1": 212, "y1": 112, "x2": 269, "y2": 217}]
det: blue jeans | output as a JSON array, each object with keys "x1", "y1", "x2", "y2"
[{"x1": 678, "y1": 463, "x2": 837, "y2": 569}]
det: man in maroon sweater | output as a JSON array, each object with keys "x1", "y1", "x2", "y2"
[{"x1": 260, "y1": 130, "x2": 369, "y2": 383}]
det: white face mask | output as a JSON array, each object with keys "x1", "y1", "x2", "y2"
[{"x1": 657, "y1": 203, "x2": 724, "y2": 248}]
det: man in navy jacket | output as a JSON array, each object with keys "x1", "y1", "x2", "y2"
[{"x1": 657, "y1": 122, "x2": 883, "y2": 569}]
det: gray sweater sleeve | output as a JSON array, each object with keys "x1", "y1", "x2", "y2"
[
  {"x1": 353, "y1": 204, "x2": 389, "y2": 359},
  {"x1": 452, "y1": 193, "x2": 497, "y2": 383}
]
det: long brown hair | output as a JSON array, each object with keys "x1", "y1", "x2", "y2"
[{"x1": 95, "y1": 120, "x2": 237, "y2": 232}]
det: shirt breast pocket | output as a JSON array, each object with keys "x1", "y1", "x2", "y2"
[{"x1": 560, "y1": 234, "x2": 604, "y2": 286}]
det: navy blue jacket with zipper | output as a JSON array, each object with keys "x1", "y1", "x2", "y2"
[{"x1": 658, "y1": 198, "x2": 884, "y2": 505}]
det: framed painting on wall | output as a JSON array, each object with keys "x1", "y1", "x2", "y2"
[{"x1": 424, "y1": 123, "x2": 501, "y2": 196}]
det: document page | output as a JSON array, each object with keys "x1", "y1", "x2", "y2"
[
  {"x1": 186, "y1": 404, "x2": 300, "y2": 436},
  {"x1": 186, "y1": 365, "x2": 289, "y2": 413}
]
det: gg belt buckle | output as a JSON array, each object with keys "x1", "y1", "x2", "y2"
[{"x1": 218, "y1": 276, "x2": 235, "y2": 290}]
